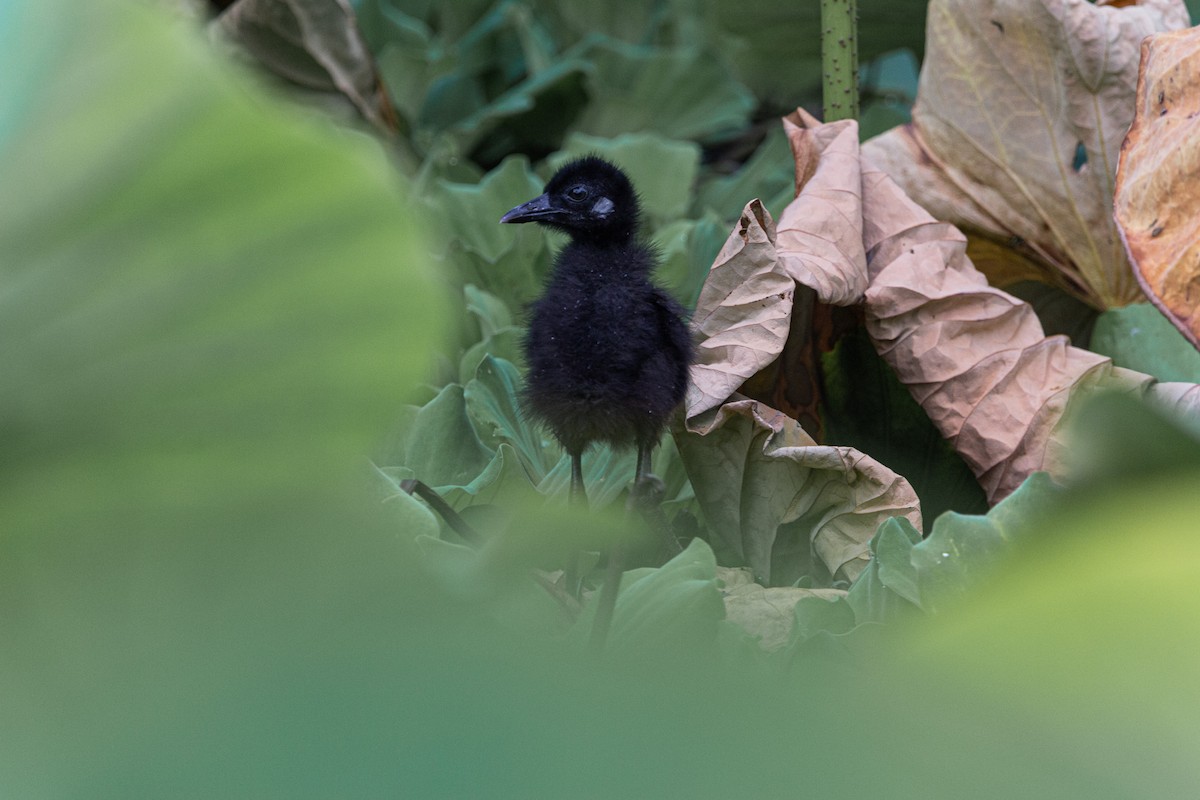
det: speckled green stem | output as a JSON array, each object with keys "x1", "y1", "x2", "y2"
[{"x1": 821, "y1": 0, "x2": 859, "y2": 121}]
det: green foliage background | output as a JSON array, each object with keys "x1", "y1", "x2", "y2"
[{"x1": 5, "y1": 0, "x2": 1200, "y2": 796}]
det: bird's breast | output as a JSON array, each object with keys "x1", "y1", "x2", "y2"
[{"x1": 527, "y1": 283, "x2": 657, "y2": 386}]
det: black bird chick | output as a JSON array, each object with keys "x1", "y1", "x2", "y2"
[{"x1": 500, "y1": 156, "x2": 691, "y2": 505}]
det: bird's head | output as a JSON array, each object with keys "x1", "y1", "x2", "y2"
[{"x1": 499, "y1": 156, "x2": 640, "y2": 242}]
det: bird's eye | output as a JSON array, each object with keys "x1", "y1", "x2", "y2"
[{"x1": 566, "y1": 185, "x2": 590, "y2": 203}]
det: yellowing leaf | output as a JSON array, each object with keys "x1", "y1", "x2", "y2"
[
  {"x1": 964, "y1": 235, "x2": 1051, "y2": 289},
  {"x1": 677, "y1": 399, "x2": 921, "y2": 585},
  {"x1": 718, "y1": 567, "x2": 846, "y2": 652},
  {"x1": 863, "y1": 0, "x2": 1188, "y2": 308},
  {"x1": 1114, "y1": 27, "x2": 1200, "y2": 350}
]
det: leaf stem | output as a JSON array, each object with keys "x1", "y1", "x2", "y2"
[
  {"x1": 588, "y1": 541, "x2": 623, "y2": 656},
  {"x1": 821, "y1": 0, "x2": 859, "y2": 121},
  {"x1": 399, "y1": 479, "x2": 483, "y2": 545}
]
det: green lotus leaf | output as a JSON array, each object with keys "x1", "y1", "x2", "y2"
[
  {"x1": 1091, "y1": 302, "x2": 1200, "y2": 384},
  {"x1": 389, "y1": 383, "x2": 496, "y2": 488},
  {"x1": 572, "y1": 38, "x2": 754, "y2": 144},
  {"x1": 464, "y1": 354, "x2": 554, "y2": 480}
]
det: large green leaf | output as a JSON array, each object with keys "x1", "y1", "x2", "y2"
[
  {"x1": 651, "y1": 215, "x2": 726, "y2": 311},
  {"x1": 693, "y1": 123, "x2": 796, "y2": 224},
  {"x1": 2, "y1": 0, "x2": 447, "y2": 794},
  {"x1": 913, "y1": 472, "x2": 1062, "y2": 612},
  {"x1": 1058, "y1": 389, "x2": 1200, "y2": 484},
  {"x1": 843, "y1": 472, "x2": 1063, "y2": 623},
  {"x1": 571, "y1": 38, "x2": 755, "y2": 144},
  {"x1": 858, "y1": 48, "x2": 920, "y2": 140},
  {"x1": 715, "y1": 0, "x2": 928, "y2": 104},
  {"x1": 577, "y1": 538, "x2": 726, "y2": 659},
  {"x1": 386, "y1": 383, "x2": 495, "y2": 487},
  {"x1": 458, "y1": 283, "x2": 526, "y2": 379},
  {"x1": 543, "y1": 0, "x2": 678, "y2": 44},
  {"x1": 901, "y1": 466, "x2": 1200, "y2": 797},
  {"x1": 439, "y1": 442, "x2": 543, "y2": 513},
  {"x1": 424, "y1": 155, "x2": 552, "y2": 312},
  {"x1": 463, "y1": 354, "x2": 556, "y2": 479},
  {"x1": 354, "y1": 1, "x2": 435, "y2": 122},
  {"x1": 0, "y1": 2, "x2": 443, "y2": 529},
  {"x1": 1090, "y1": 302, "x2": 1200, "y2": 383}
]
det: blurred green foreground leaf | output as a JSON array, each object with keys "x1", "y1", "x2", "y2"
[{"x1": 5, "y1": 2, "x2": 1200, "y2": 798}]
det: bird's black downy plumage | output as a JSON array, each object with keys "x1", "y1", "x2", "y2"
[{"x1": 500, "y1": 156, "x2": 692, "y2": 504}]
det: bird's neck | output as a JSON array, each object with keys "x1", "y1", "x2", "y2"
[
  {"x1": 557, "y1": 234, "x2": 651, "y2": 278},
  {"x1": 568, "y1": 226, "x2": 636, "y2": 248}
]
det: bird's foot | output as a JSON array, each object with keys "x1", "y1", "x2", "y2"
[
  {"x1": 626, "y1": 472, "x2": 665, "y2": 514},
  {"x1": 627, "y1": 472, "x2": 683, "y2": 559}
]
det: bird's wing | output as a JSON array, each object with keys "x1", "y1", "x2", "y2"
[{"x1": 651, "y1": 287, "x2": 693, "y2": 395}]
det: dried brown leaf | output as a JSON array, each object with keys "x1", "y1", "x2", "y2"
[
  {"x1": 1114, "y1": 28, "x2": 1200, "y2": 350},
  {"x1": 687, "y1": 114, "x2": 867, "y2": 421},
  {"x1": 854, "y1": 128, "x2": 1176, "y2": 501},
  {"x1": 687, "y1": 200, "x2": 795, "y2": 420},
  {"x1": 863, "y1": 0, "x2": 1188, "y2": 308},
  {"x1": 771, "y1": 112, "x2": 1200, "y2": 507},
  {"x1": 680, "y1": 112, "x2": 920, "y2": 585}
]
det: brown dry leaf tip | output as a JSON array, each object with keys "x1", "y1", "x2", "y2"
[
  {"x1": 677, "y1": 399, "x2": 921, "y2": 585},
  {"x1": 778, "y1": 110, "x2": 869, "y2": 306},
  {"x1": 686, "y1": 200, "x2": 794, "y2": 421},
  {"x1": 862, "y1": 0, "x2": 1188, "y2": 309},
  {"x1": 1114, "y1": 27, "x2": 1200, "y2": 350}
]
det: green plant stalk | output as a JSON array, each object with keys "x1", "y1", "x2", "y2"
[
  {"x1": 820, "y1": 0, "x2": 859, "y2": 121},
  {"x1": 588, "y1": 541, "x2": 624, "y2": 655}
]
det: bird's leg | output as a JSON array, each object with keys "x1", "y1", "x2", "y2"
[
  {"x1": 594, "y1": 441, "x2": 668, "y2": 654},
  {"x1": 564, "y1": 449, "x2": 587, "y2": 599},
  {"x1": 629, "y1": 439, "x2": 681, "y2": 559},
  {"x1": 569, "y1": 450, "x2": 587, "y2": 507},
  {"x1": 634, "y1": 441, "x2": 650, "y2": 486},
  {"x1": 588, "y1": 533, "x2": 624, "y2": 656}
]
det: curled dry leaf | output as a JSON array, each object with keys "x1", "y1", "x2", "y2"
[
  {"x1": 850, "y1": 105, "x2": 1200, "y2": 502},
  {"x1": 1114, "y1": 28, "x2": 1200, "y2": 351},
  {"x1": 686, "y1": 116, "x2": 868, "y2": 421},
  {"x1": 680, "y1": 112, "x2": 921, "y2": 586},
  {"x1": 862, "y1": 0, "x2": 1188, "y2": 308},
  {"x1": 860, "y1": 153, "x2": 1151, "y2": 501},
  {"x1": 688, "y1": 102, "x2": 1200, "y2": 553},
  {"x1": 677, "y1": 400, "x2": 921, "y2": 586}
]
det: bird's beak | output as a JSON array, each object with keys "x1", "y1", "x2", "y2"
[{"x1": 500, "y1": 193, "x2": 555, "y2": 224}]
